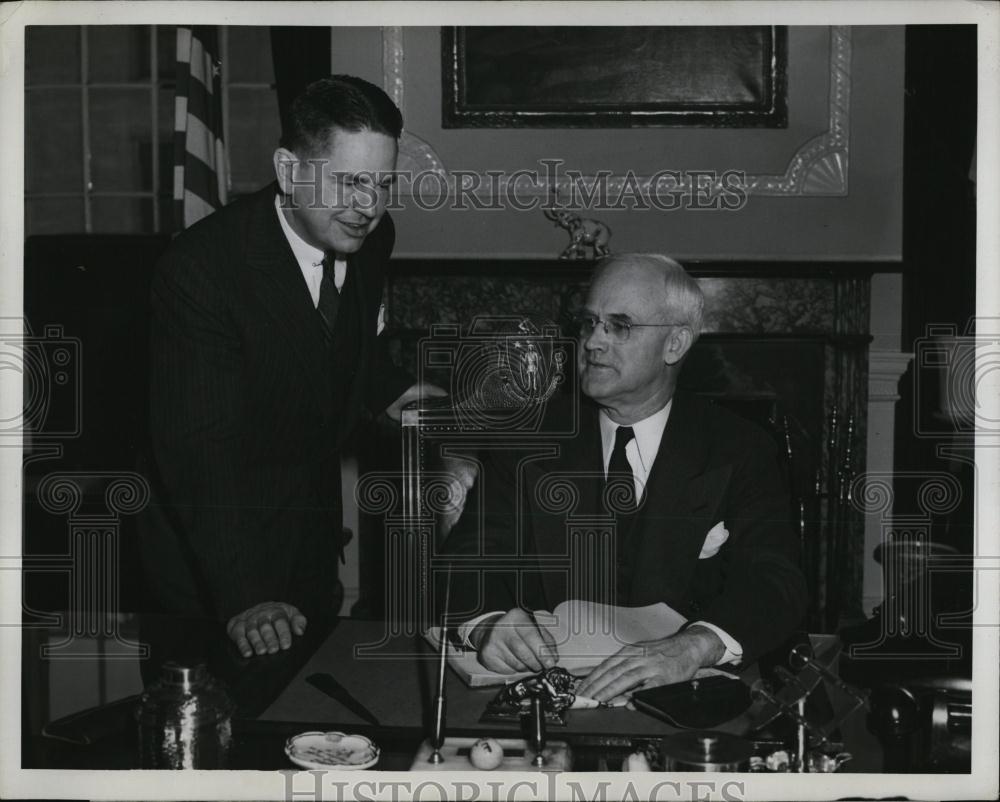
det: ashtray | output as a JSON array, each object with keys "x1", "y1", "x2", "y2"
[{"x1": 285, "y1": 730, "x2": 380, "y2": 770}]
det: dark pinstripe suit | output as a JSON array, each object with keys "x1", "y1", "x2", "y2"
[
  {"x1": 139, "y1": 185, "x2": 411, "y2": 626},
  {"x1": 442, "y1": 392, "x2": 807, "y2": 665}
]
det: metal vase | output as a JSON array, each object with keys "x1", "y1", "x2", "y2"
[{"x1": 136, "y1": 661, "x2": 234, "y2": 769}]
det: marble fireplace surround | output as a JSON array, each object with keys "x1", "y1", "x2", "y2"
[{"x1": 381, "y1": 259, "x2": 887, "y2": 630}]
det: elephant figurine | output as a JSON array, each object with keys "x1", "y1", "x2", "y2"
[{"x1": 542, "y1": 207, "x2": 613, "y2": 260}]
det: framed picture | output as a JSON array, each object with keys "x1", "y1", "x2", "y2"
[{"x1": 442, "y1": 26, "x2": 787, "y2": 129}]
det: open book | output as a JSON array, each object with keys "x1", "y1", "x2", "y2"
[{"x1": 425, "y1": 599, "x2": 689, "y2": 688}]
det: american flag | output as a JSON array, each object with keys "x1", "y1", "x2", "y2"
[{"x1": 173, "y1": 26, "x2": 228, "y2": 228}]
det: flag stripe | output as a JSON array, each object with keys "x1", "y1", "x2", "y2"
[
  {"x1": 184, "y1": 113, "x2": 218, "y2": 169},
  {"x1": 182, "y1": 190, "x2": 217, "y2": 228},
  {"x1": 175, "y1": 26, "x2": 192, "y2": 61},
  {"x1": 181, "y1": 152, "x2": 222, "y2": 207},
  {"x1": 215, "y1": 138, "x2": 228, "y2": 205},
  {"x1": 174, "y1": 95, "x2": 188, "y2": 132},
  {"x1": 174, "y1": 25, "x2": 227, "y2": 229},
  {"x1": 173, "y1": 165, "x2": 185, "y2": 201},
  {"x1": 187, "y1": 34, "x2": 206, "y2": 81},
  {"x1": 179, "y1": 75, "x2": 217, "y2": 133}
]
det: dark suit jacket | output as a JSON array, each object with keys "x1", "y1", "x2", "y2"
[
  {"x1": 140, "y1": 185, "x2": 412, "y2": 624},
  {"x1": 442, "y1": 391, "x2": 807, "y2": 664}
]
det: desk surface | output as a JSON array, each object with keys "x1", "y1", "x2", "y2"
[
  {"x1": 257, "y1": 619, "x2": 887, "y2": 774},
  {"x1": 260, "y1": 619, "x2": 749, "y2": 741},
  {"x1": 23, "y1": 616, "x2": 883, "y2": 772}
]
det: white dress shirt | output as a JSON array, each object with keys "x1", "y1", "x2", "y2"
[
  {"x1": 274, "y1": 195, "x2": 345, "y2": 305},
  {"x1": 459, "y1": 399, "x2": 744, "y2": 667},
  {"x1": 598, "y1": 401, "x2": 671, "y2": 503}
]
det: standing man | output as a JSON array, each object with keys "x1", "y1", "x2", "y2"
[
  {"x1": 141, "y1": 76, "x2": 435, "y2": 660},
  {"x1": 443, "y1": 254, "x2": 806, "y2": 702}
]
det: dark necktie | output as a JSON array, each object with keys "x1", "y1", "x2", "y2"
[
  {"x1": 607, "y1": 425, "x2": 636, "y2": 504},
  {"x1": 316, "y1": 253, "x2": 340, "y2": 337},
  {"x1": 608, "y1": 425, "x2": 636, "y2": 605}
]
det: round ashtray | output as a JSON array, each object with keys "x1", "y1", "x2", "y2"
[{"x1": 285, "y1": 731, "x2": 380, "y2": 770}]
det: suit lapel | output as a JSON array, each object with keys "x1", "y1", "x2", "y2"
[
  {"x1": 334, "y1": 248, "x2": 374, "y2": 447},
  {"x1": 625, "y1": 392, "x2": 717, "y2": 606},
  {"x1": 244, "y1": 188, "x2": 329, "y2": 391}
]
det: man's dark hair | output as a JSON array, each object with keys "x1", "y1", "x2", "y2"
[{"x1": 281, "y1": 74, "x2": 403, "y2": 156}]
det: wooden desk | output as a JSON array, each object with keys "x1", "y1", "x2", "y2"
[
  {"x1": 23, "y1": 616, "x2": 882, "y2": 772},
  {"x1": 258, "y1": 619, "x2": 882, "y2": 772},
  {"x1": 261, "y1": 619, "x2": 748, "y2": 739}
]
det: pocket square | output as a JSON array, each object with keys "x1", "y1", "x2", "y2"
[
  {"x1": 376, "y1": 302, "x2": 387, "y2": 335},
  {"x1": 699, "y1": 521, "x2": 729, "y2": 559}
]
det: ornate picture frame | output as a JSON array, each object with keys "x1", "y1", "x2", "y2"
[{"x1": 442, "y1": 26, "x2": 788, "y2": 129}]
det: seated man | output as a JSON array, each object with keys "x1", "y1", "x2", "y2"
[{"x1": 441, "y1": 253, "x2": 807, "y2": 703}]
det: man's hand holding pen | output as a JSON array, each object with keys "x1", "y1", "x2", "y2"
[{"x1": 469, "y1": 608, "x2": 559, "y2": 674}]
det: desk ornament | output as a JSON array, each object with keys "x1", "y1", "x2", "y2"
[
  {"x1": 411, "y1": 640, "x2": 572, "y2": 769},
  {"x1": 747, "y1": 640, "x2": 867, "y2": 772},
  {"x1": 482, "y1": 666, "x2": 578, "y2": 725},
  {"x1": 543, "y1": 192, "x2": 613, "y2": 260},
  {"x1": 469, "y1": 737, "x2": 505, "y2": 770},
  {"x1": 411, "y1": 571, "x2": 573, "y2": 771},
  {"x1": 136, "y1": 661, "x2": 234, "y2": 769},
  {"x1": 410, "y1": 664, "x2": 573, "y2": 772},
  {"x1": 284, "y1": 731, "x2": 380, "y2": 771}
]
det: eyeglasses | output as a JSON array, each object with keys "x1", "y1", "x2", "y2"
[{"x1": 572, "y1": 314, "x2": 682, "y2": 344}]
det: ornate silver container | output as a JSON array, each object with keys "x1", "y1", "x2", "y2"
[{"x1": 136, "y1": 662, "x2": 234, "y2": 769}]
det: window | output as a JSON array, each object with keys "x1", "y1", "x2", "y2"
[{"x1": 25, "y1": 25, "x2": 281, "y2": 236}]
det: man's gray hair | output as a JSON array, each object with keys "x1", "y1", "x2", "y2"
[{"x1": 596, "y1": 253, "x2": 705, "y2": 340}]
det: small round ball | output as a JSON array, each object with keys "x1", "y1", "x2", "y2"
[{"x1": 469, "y1": 737, "x2": 504, "y2": 770}]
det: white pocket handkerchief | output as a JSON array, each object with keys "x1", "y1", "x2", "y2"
[
  {"x1": 699, "y1": 521, "x2": 729, "y2": 559},
  {"x1": 376, "y1": 302, "x2": 387, "y2": 336}
]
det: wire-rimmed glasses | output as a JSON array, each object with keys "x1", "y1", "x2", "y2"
[{"x1": 572, "y1": 313, "x2": 683, "y2": 344}]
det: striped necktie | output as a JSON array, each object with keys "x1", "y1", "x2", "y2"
[{"x1": 316, "y1": 253, "x2": 340, "y2": 337}]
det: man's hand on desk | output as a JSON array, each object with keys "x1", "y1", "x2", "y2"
[
  {"x1": 575, "y1": 625, "x2": 726, "y2": 704},
  {"x1": 470, "y1": 608, "x2": 559, "y2": 674},
  {"x1": 385, "y1": 382, "x2": 447, "y2": 422},
  {"x1": 226, "y1": 601, "x2": 307, "y2": 658}
]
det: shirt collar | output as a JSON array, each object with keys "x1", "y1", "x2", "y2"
[
  {"x1": 274, "y1": 194, "x2": 325, "y2": 270},
  {"x1": 599, "y1": 400, "x2": 673, "y2": 473}
]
